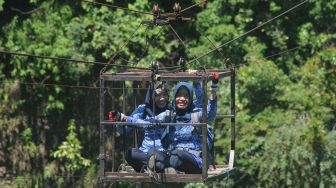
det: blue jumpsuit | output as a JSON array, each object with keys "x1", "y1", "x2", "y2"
[
  {"x1": 124, "y1": 82, "x2": 169, "y2": 172},
  {"x1": 127, "y1": 82, "x2": 217, "y2": 173}
]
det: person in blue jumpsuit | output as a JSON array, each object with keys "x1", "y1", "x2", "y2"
[
  {"x1": 123, "y1": 81, "x2": 206, "y2": 173},
  {"x1": 124, "y1": 81, "x2": 170, "y2": 172},
  {"x1": 124, "y1": 77, "x2": 218, "y2": 174},
  {"x1": 161, "y1": 81, "x2": 217, "y2": 174}
]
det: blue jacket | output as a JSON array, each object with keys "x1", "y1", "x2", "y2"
[
  {"x1": 164, "y1": 82, "x2": 217, "y2": 168},
  {"x1": 127, "y1": 82, "x2": 216, "y2": 159},
  {"x1": 127, "y1": 82, "x2": 170, "y2": 153}
]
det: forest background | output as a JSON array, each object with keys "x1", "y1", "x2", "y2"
[{"x1": 0, "y1": 0, "x2": 335, "y2": 187}]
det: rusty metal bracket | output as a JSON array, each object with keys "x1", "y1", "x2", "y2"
[{"x1": 97, "y1": 153, "x2": 111, "y2": 160}]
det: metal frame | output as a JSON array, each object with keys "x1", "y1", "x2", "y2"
[{"x1": 99, "y1": 69, "x2": 236, "y2": 183}]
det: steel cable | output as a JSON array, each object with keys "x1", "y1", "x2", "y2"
[
  {"x1": 187, "y1": 0, "x2": 309, "y2": 65},
  {"x1": 0, "y1": 50, "x2": 150, "y2": 70},
  {"x1": 82, "y1": 0, "x2": 154, "y2": 15}
]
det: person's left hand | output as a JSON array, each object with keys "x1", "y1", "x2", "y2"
[
  {"x1": 210, "y1": 72, "x2": 219, "y2": 92},
  {"x1": 212, "y1": 72, "x2": 219, "y2": 84}
]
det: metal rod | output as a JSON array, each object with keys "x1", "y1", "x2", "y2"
[
  {"x1": 216, "y1": 114, "x2": 234, "y2": 118},
  {"x1": 122, "y1": 81, "x2": 126, "y2": 164},
  {"x1": 201, "y1": 78, "x2": 208, "y2": 179},
  {"x1": 151, "y1": 75, "x2": 157, "y2": 172},
  {"x1": 99, "y1": 77, "x2": 105, "y2": 181},
  {"x1": 101, "y1": 121, "x2": 207, "y2": 126},
  {"x1": 133, "y1": 82, "x2": 138, "y2": 148},
  {"x1": 111, "y1": 84, "x2": 116, "y2": 172},
  {"x1": 111, "y1": 82, "x2": 115, "y2": 172},
  {"x1": 230, "y1": 69, "x2": 236, "y2": 151}
]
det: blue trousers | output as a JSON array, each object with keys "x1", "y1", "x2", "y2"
[
  {"x1": 125, "y1": 148, "x2": 147, "y2": 172},
  {"x1": 125, "y1": 148, "x2": 169, "y2": 173},
  {"x1": 147, "y1": 148, "x2": 169, "y2": 173},
  {"x1": 126, "y1": 148, "x2": 202, "y2": 174},
  {"x1": 169, "y1": 149, "x2": 201, "y2": 174}
]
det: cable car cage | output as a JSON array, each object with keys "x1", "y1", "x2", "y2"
[{"x1": 98, "y1": 68, "x2": 236, "y2": 183}]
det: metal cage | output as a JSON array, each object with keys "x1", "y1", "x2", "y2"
[{"x1": 98, "y1": 69, "x2": 236, "y2": 183}]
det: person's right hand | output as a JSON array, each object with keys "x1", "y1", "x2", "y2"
[
  {"x1": 109, "y1": 111, "x2": 120, "y2": 121},
  {"x1": 108, "y1": 111, "x2": 127, "y2": 122}
]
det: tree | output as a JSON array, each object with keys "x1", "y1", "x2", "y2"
[
  {"x1": 1, "y1": 0, "x2": 335, "y2": 187},
  {"x1": 51, "y1": 119, "x2": 91, "y2": 186}
]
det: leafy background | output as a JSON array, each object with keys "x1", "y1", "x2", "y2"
[{"x1": 0, "y1": 0, "x2": 335, "y2": 187}]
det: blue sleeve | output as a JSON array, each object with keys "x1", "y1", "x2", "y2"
[
  {"x1": 193, "y1": 82, "x2": 202, "y2": 108},
  {"x1": 126, "y1": 110, "x2": 170, "y2": 128},
  {"x1": 193, "y1": 82, "x2": 216, "y2": 119},
  {"x1": 197, "y1": 97, "x2": 217, "y2": 122},
  {"x1": 207, "y1": 97, "x2": 217, "y2": 121},
  {"x1": 130, "y1": 105, "x2": 145, "y2": 117},
  {"x1": 118, "y1": 105, "x2": 145, "y2": 134}
]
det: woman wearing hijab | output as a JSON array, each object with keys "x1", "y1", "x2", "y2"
[
  {"x1": 124, "y1": 76, "x2": 218, "y2": 174},
  {"x1": 124, "y1": 81, "x2": 206, "y2": 173},
  {"x1": 120, "y1": 73, "x2": 218, "y2": 173},
  {"x1": 160, "y1": 81, "x2": 217, "y2": 174},
  {"x1": 124, "y1": 81, "x2": 170, "y2": 172}
]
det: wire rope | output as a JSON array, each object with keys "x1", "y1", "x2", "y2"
[
  {"x1": 101, "y1": 22, "x2": 144, "y2": 73},
  {"x1": 180, "y1": 0, "x2": 207, "y2": 14},
  {"x1": 82, "y1": 0, "x2": 154, "y2": 16},
  {"x1": 168, "y1": 24, "x2": 203, "y2": 69},
  {"x1": 204, "y1": 35, "x2": 233, "y2": 68},
  {"x1": 0, "y1": 81, "x2": 146, "y2": 90},
  {"x1": 233, "y1": 46, "x2": 301, "y2": 69},
  {"x1": 187, "y1": 0, "x2": 309, "y2": 65},
  {"x1": 0, "y1": 46, "x2": 300, "y2": 90},
  {"x1": 0, "y1": 50, "x2": 150, "y2": 70},
  {"x1": 135, "y1": 26, "x2": 164, "y2": 65}
]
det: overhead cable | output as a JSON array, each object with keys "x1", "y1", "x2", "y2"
[
  {"x1": 234, "y1": 46, "x2": 301, "y2": 68},
  {"x1": 0, "y1": 81, "x2": 148, "y2": 90},
  {"x1": 180, "y1": 0, "x2": 207, "y2": 14},
  {"x1": 187, "y1": 0, "x2": 309, "y2": 65},
  {"x1": 204, "y1": 35, "x2": 233, "y2": 68},
  {"x1": 0, "y1": 50, "x2": 150, "y2": 70},
  {"x1": 135, "y1": 26, "x2": 164, "y2": 65},
  {"x1": 168, "y1": 24, "x2": 203, "y2": 68},
  {"x1": 264, "y1": 46, "x2": 300, "y2": 59},
  {"x1": 101, "y1": 22, "x2": 144, "y2": 73},
  {"x1": 107, "y1": 23, "x2": 143, "y2": 65},
  {"x1": 82, "y1": 0, "x2": 153, "y2": 15},
  {"x1": 0, "y1": 47, "x2": 300, "y2": 90}
]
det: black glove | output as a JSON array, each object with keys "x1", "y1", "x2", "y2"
[{"x1": 211, "y1": 72, "x2": 219, "y2": 92}]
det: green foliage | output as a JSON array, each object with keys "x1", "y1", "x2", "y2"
[
  {"x1": 238, "y1": 60, "x2": 290, "y2": 114},
  {"x1": 320, "y1": 131, "x2": 336, "y2": 187},
  {"x1": 257, "y1": 121, "x2": 322, "y2": 187},
  {"x1": 1, "y1": 0, "x2": 335, "y2": 187},
  {"x1": 52, "y1": 119, "x2": 91, "y2": 173},
  {"x1": 0, "y1": 0, "x2": 4, "y2": 12}
]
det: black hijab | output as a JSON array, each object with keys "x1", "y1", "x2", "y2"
[{"x1": 143, "y1": 81, "x2": 170, "y2": 118}]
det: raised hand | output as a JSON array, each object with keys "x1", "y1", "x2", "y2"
[{"x1": 211, "y1": 72, "x2": 219, "y2": 92}]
